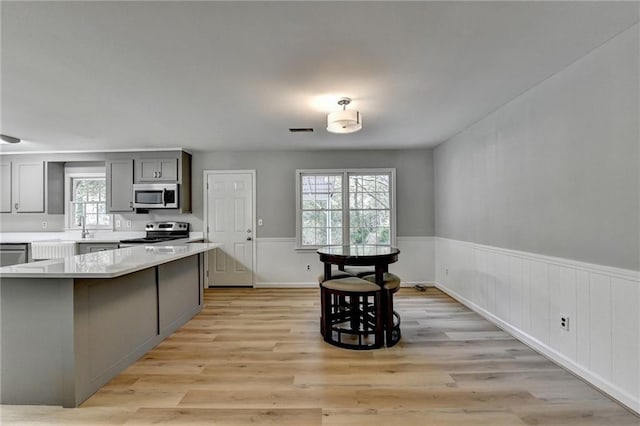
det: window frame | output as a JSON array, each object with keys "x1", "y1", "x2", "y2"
[
  {"x1": 295, "y1": 168, "x2": 397, "y2": 250},
  {"x1": 64, "y1": 172, "x2": 113, "y2": 231}
]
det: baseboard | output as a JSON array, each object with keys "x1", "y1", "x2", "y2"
[
  {"x1": 402, "y1": 281, "x2": 436, "y2": 287},
  {"x1": 434, "y1": 282, "x2": 640, "y2": 415}
]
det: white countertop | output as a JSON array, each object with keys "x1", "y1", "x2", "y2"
[
  {"x1": 0, "y1": 231, "x2": 204, "y2": 244},
  {"x1": 0, "y1": 242, "x2": 221, "y2": 279}
]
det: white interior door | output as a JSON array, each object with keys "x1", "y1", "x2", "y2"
[{"x1": 206, "y1": 172, "x2": 254, "y2": 286}]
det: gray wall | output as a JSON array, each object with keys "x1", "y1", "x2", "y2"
[
  {"x1": 0, "y1": 149, "x2": 435, "y2": 238},
  {"x1": 434, "y1": 24, "x2": 639, "y2": 270},
  {"x1": 192, "y1": 149, "x2": 434, "y2": 238}
]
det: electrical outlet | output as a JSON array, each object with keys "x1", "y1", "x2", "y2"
[
  {"x1": 116, "y1": 220, "x2": 121, "y2": 228},
  {"x1": 560, "y1": 315, "x2": 570, "y2": 331},
  {"x1": 126, "y1": 220, "x2": 132, "y2": 228},
  {"x1": 41, "y1": 221, "x2": 47, "y2": 229},
  {"x1": 258, "y1": 219, "x2": 263, "y2": 226},
  {"x1": 306, "y1": 264, "x2": 311, "y2": 271},
  {"x1": 445, "y1": 268, "x2": 449, "y2": 276}
]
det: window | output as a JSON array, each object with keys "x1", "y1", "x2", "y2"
[
  {"x1": 296, "y1": 169, "x2": 395, "y2": 249},
  {"x1": 67, "y1": 175, "x2": 112, "y2": 229}
]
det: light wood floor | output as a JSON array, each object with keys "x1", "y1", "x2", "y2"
[{"x1": 2, "y1": 287, "x2": 639, "y2": 425}]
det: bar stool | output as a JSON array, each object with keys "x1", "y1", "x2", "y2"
[
  {"x1": 320, "y1": 277, "x2": 383, "y2": 350},
  {"x1": 363, "y1": 272, "x2": 402, "y2": 346},
  {"x1": 317, "y1": 271, "x2": 355, "y2": 336}
]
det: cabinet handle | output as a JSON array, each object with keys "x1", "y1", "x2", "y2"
[
  {"x1": 158, "y1": 171, "x2": 161, "y2": 178},
  {"x1": 14, "y1": 203, "x2": 18, "y2": 210},
  {"x1": 129, "y1": 201, "x2": 133, "y2": 208}
]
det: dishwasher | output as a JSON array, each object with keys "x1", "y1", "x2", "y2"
[{"x1": 0, "y1": 244, "x2": 29, "y2": 267}]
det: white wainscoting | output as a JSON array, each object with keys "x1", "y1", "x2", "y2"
[
  {"x1": 254, "y1": 236, "x2": 435, "y2": 288},
  {"x1": 435, "y1": 237, "x2": 640, "y2": 414}
]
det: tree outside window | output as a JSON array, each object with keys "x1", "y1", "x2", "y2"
[
  {"x1": 348, "y1": 174, "x2": 390, "y2": 245},
  {"x1": 297, "y1": 169, "x2": 395, "y2": 249},
  {"x1": 301, "y1": 174, "x2": 343, "y2": 246},
  {"x1": 70, "y1": 177, "x2": 111, "y2": 229}
]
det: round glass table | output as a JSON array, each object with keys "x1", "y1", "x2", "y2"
[
  {"x1": 317, "y1": 244, "x2": 402, "y2": 347},
  {"x1": 317, "y1": 245, "x2": 400, "y2": 287}
]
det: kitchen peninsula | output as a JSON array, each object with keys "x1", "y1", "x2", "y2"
[{"x1": 0, "y1": 242, "x2": 220, "y2": 407}]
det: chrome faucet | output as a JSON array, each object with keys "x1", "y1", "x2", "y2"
[{"x1": 80, "y1": 216, "x2": 90, "y2": 239}]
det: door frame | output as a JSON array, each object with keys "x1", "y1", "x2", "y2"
[{"x1": 202, "y1": 169, "x2": 257, "y2": 288}]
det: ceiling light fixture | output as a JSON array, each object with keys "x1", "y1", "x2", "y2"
[
  {"x1": 327, "y1": 97, "x2": 362, "y2": 134},
  {"x1": 0, "y1": 134, "x2": 21, "y2": 144}
]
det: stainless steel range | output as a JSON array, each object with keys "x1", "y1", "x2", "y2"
[{"x1": 120, "y1": 221, "x2": 190, "y2": 245}]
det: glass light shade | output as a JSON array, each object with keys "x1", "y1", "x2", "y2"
[{"x1": 327, "y1": 110, "x2": 362, "y2": 134}]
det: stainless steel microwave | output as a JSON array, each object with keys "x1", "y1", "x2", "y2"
[{"x1": 132, "y1": 183, "x2": 179, "y2": 209}]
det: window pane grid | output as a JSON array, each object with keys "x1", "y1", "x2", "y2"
[
  {"x1": 347, "y1": 173, "x2": 391, "y2": 246},
  {"x1": 300, "y1": 174, "x2": 343, "y2": 246},
  {"x1": 71, "y1": 177, "x2": 111, "y2": 229},
  {"x1": 298, "y1": 170, "x2": 393, "y2": 248}
]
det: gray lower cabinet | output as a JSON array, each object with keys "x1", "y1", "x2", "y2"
[
  {"x1": 0, "y1": 244, "x2": 29, "y2": 267},
  {"x1": 13, "y1": 161, "x2": 45, "y2": 213},
  {"x1": 0, "y1": 253, "x2": 204, "y2": 407},
  {"x1": 136, "y1": 158, "x2": 178, "y2": 182},
  {"x1": 106, "y1": 159, "x2": 134, "y2": 212},
  {"x1": 0, "y1": 163, "x2": 11, "y2": 213},
  {"x1": 77, "y1": 242, "x2": 120, "y2": 255}
]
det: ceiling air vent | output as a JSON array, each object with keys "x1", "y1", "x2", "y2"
[{"x1": 289, "y1": 128, "x2": 314, "y2": 133}]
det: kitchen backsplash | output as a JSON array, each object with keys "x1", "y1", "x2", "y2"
[
  {"x1": 0, "y1": 212, "x2": 202, "y2": 233},
  {"x1": 0, "y1": 214, "x2": 65, "y2": 233}
]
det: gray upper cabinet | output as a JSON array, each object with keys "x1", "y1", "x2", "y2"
[
  {"x1": 108, "y1": 150, "x2": 190, "y2": 212},
  {"x1": 14, "y1": 161, "x2": 45, "y2": 213},
  {"x1": 106, "y1": 159, "x2": 134, "y2": 212},
  {"x1": 0, "y1": 163, "x2": 12, "y2": 213},
  {"x1": 0, "y1": 150, "x2": 191, "y2": 215},
  {"x1": 46, "y1": 162, "x2": 65, "y2": 215},
  {"x1": 1, "y1": 160, "x2": 62, "y2": 214},
  {"x1": 137, "y1": 158, "x2": 178, "y2": 182}
]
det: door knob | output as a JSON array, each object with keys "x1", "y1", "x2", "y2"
[
  {"x1": 247, "y1": 229, "x2": 252, "y2": 233},
  {"x1": 246, "y1": 237, "x2": 252, "y2": 241}
]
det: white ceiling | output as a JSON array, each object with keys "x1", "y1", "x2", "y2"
[{"x1": 1, "y1": 1, "x2": 638, "y2": 153}]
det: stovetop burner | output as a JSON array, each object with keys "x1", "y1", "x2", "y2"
[{"x1": 120, "y1": 221, "x2": 190, "y2": 244}]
